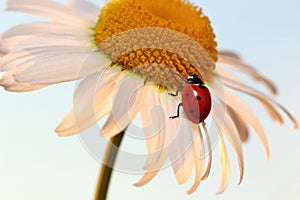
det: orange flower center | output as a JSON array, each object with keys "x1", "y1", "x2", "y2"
[{"x1": 94, "y1": 0, "x2": 217, "y2": 90}]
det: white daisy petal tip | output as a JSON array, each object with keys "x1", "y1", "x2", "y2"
[
  {"x1": 134, "y1": 151, "x2": 168, "y2": 188},
  {"x1": 54, "y1": 121, "x2": 78, "y2": 137},
  {"x1": 133, "y1": 171, "x2": 158, "y2": 188}
]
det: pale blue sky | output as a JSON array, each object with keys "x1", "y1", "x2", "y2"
[{"x1": 0, "y1": 0, "x2": 300, "y2": 200}]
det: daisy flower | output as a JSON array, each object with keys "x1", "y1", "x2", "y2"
[{"x1": 0, "y1": 0, "x2": 298, "y2": 196}]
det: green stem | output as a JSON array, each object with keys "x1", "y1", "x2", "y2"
[{"x1": 94, "y1": 132, "x2": 125, "y2": 200}]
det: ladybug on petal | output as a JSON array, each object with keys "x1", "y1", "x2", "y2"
[{"x1": 170, "y1": 73, "x2": 212, "y2": 124}]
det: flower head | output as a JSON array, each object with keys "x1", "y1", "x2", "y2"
[{"x1": 0, "y1": 0, "x2": 298, "y2": 195}]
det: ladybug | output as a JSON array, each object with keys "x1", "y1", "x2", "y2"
[{"x1": 169, "y1": 73, "x2": 212, "y2": 124}]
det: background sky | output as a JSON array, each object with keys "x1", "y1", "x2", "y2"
[{"x1": 1, "y1": 0, "x2": 300, "y2": 200}]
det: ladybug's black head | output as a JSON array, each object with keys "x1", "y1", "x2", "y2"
[{"x1": 187, "y1": 73, "x2": 204, "y2": 85}]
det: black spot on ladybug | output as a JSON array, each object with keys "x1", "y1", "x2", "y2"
[
  {"x1": 186, "y1": 93, "x2": 189, "y2": 96},
  {"x1": 195, "y1": 96, "x2": 201, "y2": 100},
  {"x1": 194, "y1": 115, "x2": 200, "y2": 119},
  {"x1": 189, "y1": 109, "x2": 194, "y2": 114},
  {"x1": 209, "y1": 97, "x2": 211, "y2": 103}
]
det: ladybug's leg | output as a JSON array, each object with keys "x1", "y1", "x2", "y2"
[
  {"x1": 169, "y1": 103, "x2": 183, "y2": 119},
  {"x1": 168, "y1": 90, "x2": 181, "y2": 97}
]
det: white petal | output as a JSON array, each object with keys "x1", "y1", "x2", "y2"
[
  {"x1": 160, "y1": 91, "x2": 194, "y2": 184},
  {"x1": 0, "y1": 67, "x2": 45, "y2": 92},
  {"x1": 66, "y1": 0, "x2": 99, "y2": 22},
  {"x1": 0, "y1": 83, "x2": 45, "y2": 92},
  {"x1": 186, "y1": 124, "x2": 205, "y2": 194},
  {"x1": 174, "y1": 147, "x2": 194, "y2": 185},
  {"x1": 226, "y1": 106, "x2": 249, "y2": 142},
  {"x1": 101, "y1": 72, "x2": 145, "y2": 137},
  {"x1": 222, "y1": 75, "x2": 298, "y2": 129},
  {"x1": 2, "y1": 34, "x2": 93, "y2": 51},
  {"x1": 1, "y1": 36, "x2": 30, "y2": 53},
  {"x1": 140, "y1": 85, "x2": 166, "y2": 170},
  {"x1": 212, "y1": 79, "x2": 270, "y2": 158},
  {"x1": 218, "y1": 69, "x2": 283, "y2": 124},
  {"x1": 134, "y1": 151, "x2": 168, "y2": 187},
  {"x1": 216, "y1": 134, "x2": 230, "y2": 194},
  {"x1": 213, "y1": 100, "x2": 244, "y2": 184},
  {"x1": 218, "y1": 51, "x2": 277, "y2": 94},
  {"x1": 7, "y1": 0, "x2": 90, "y2": 26},
  {"x1": 55, "y1": 67, "x2": 121, "y2": 136},
  {"x1": 201, "y1": 123, "x2": 212, "y2": 180},
  {"x1": 1, "y1": 22, "x2": 93, "y2": 40},
  {"x1": 0, "y1": 49, "x2": 34, "y2": 72},
  {"x1": 10, "y1": 47, "x2": 111, "y2": 85}
]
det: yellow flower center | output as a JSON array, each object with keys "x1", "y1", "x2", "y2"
[{"x1": 94, "y1": 0, "x2": 217, "y2": 90}]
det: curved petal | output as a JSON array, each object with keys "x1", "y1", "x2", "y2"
[
  {"x1": 10, "y1": 47, "x2": 111, "y2": 85},
  {"x1": 140, "y1": 85, "x2": 167, "y2": 170},
  {"x1": 226, "y1": 106, "x2": 249, "y2": 142},
  {"x1": 186, "y1": 124, "x2": 205, "y2": 194},
  {"x1": 216, "y1": 134, "x2": 230, "y2": 194},
  {"x1": 201, "y1": 123, "x2": 212, "y2": 180},
  {"x1": 1, "y1": 22, "x2": 92, "y2": 40},
  {"x1": 174, "y1": 148, "x2": 194, "y2": 185},
  {"x1": 101, "y1": 72, "x2": 145, "y2": 137},
  {"x1": 0, "y1": 67, "x2": 45, "y2": 92},
  {"x1": 56, "y1": 67, "x2": 121, "y2": 136},
  {"x1": 160, "y1": 91, "x2": 194, "y2": 184},
  {"x1": 1, "y1": 22, "x2": 94, "y2": 52},
  {"x1": 1, "y1": 49, "x2": 35, "y2": 72},
  {"x1": 222, "y1": 76, "x2": 298, "y2": 129},
  {"x1": 218, "y1": 69, "x2": 283, "y2": 124},
  {"x1": 134, "y1": 151, "x2": 168, "y2": 187},
  {"x1": 213, "y1": 100, "x2": 244, "y2": 184},
  {"x1": 212, "y1": 79, "x2": 270, "y2": 159},
  {"x1": 218, "y1": 51, "x2": 277, "y2": 94},
  {"x1": 2, "y1": 34, "x2": 94, "y2": 51},
  {"x1": 66, "y1": 0, "x2": 100, "y2": 22},
  {"x1": 7, "y1": 0, "x2": 91, "y2": 26}
]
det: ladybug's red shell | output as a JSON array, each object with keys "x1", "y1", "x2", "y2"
[{"x1": 182, "y1": 84, "x2": 212, "y2": 124}]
